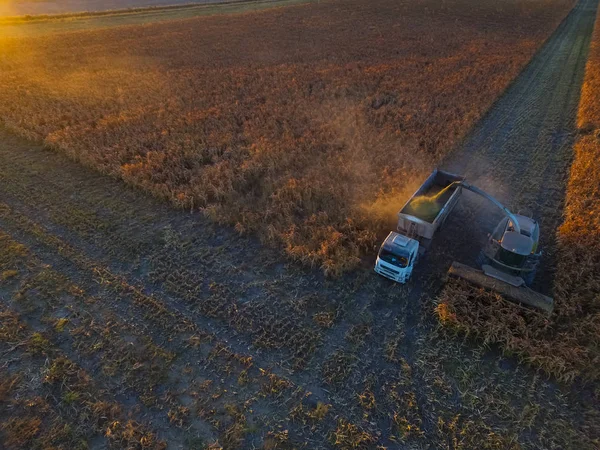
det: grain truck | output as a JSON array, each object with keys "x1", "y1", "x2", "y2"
[{"x1": 374, "y1": 169, "x2": 463, "y2": 283}]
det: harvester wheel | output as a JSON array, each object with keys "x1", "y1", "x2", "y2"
[
  {"x1": 476, "y1": 250, "x2": 490, "y2": 268},
  {"x1": 522, "y1": 267, "x2": 537, "y2": 286}
]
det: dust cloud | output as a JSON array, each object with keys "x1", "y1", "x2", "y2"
[{"x1": 313, "y1": 99, "x2": 433, "y2": 233}]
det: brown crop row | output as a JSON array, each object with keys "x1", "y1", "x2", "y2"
[
  {"x1": 0, "y1": 0, "x2": 574, "y2": 275},
  {"x1": 437, "y1": 5, "x2": 600, "y2": 383}
]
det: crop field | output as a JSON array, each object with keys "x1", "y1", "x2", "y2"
[
  {"x1": 0, "y1": 0, "x2": 220, "y2": 17},
  {"x1": 437, "y1": 0, "x2": 600, "y2": 384},
  {"x1": 1, "y1": 0, "x2": 600, "y2": 448},
  {"x1": 0, "y1": 0, "x2": 577, "y2": 275},
  {"x1": 0, "y1": 1, "x2": 317, "y2": 38},
  {"x1": 0, "y1": 127, "x2": 597, "y2": 448}
]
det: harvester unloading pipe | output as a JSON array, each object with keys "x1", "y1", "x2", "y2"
[
  {"x1": 445, "y1": 181, "x2": 521, "y2": 234},
  {"x1": 374, "y1": 169, "x2": 553, "y2": 314}
]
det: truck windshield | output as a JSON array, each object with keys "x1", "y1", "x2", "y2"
[{"x1": 379, "y1": 249, "x2": 409, "y2": 268}]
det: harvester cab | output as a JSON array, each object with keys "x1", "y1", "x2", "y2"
[{"x1": 479, "y1": 215, "x2": 541, "y2": 287}]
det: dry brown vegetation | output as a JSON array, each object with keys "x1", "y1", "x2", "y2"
[
  {"x1": 437, "y1": 5, "x2": 600, "y2": 383},
  {"x1": 0, "y1": 0, "x2": 574, "y2": 275}
]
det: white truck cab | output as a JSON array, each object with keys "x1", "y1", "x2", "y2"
[{"x1": 374, "y1": 231, "x2": 419, "y2": 283}]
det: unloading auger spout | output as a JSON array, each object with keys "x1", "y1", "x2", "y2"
[{"x1": 447, "y1": 180, "x2": 521, "y2": 234}]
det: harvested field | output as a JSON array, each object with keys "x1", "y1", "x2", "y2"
[
  {"x1": 0, "y1": 0, "x2": 575, "y2": 275},
  {"x1": 437, "y1": 0, "x2": 600, "y2": 384}
]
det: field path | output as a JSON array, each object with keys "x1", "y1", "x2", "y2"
[
  {"x1": 440, "y1": 0, "x2": 600, "y2": 294},
  {"x1": 0, "y1": 0, "x2": 598, "y2": 447}
]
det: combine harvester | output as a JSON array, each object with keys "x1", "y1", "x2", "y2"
[{"x1": 374, "y1": 169, "x2": 553, "y2": 314}]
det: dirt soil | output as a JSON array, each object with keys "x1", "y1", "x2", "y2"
[{"x1": 0, "y1": 0, "x2": 599, "y2": 448}]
